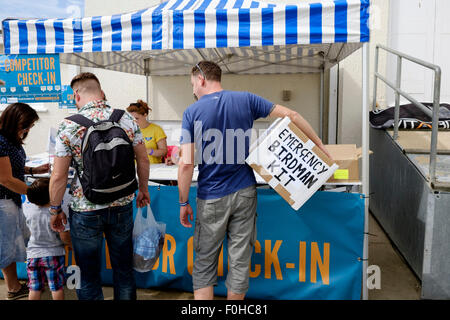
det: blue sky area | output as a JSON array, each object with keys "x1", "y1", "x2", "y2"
[{"x1": 0, "y1": 0, "x2": 84, "y2": 28}]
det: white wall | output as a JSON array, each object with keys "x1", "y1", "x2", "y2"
[
  {"x1": 85, "y1": 0, "x2": 161, "y2": 16},
  {"x1": 434, "y1": 0, "x2": 450, "y2": 103},
  {"x1": 434, "y1": 0, "x2": 450, "y2": 104},
  {"x1": 386, "y1": 0, "x2": 436, "y2": 106},
  {"x1": 387, "y1": 0, "x2": 450, "y2": 105},
  {"x1": 149, "y1": 73, "x2": 320, "y2": 124},
  {"x1": 82, "y1": 67, "x2": 147, "y2": 110}
]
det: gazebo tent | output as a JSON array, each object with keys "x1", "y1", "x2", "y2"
[
  {"x1": 3, "y1": 0, "x2": 369, "y2": 75},
  {"x1": 2, "y1": 0, "x2": 371, "y2": 299}
]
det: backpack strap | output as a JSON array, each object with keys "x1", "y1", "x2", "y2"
[
  {"x1": 65, "y1": 114, "x2": 95, "y2": 128},
  {"x1": 64, "y1": 115, "x2": 96, "y2": 183},
  {"x1": 109, "y1": 109, "x2": 125, "y2": 123}
]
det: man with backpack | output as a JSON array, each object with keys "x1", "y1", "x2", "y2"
[{"x1": 49, "y1": 72, "x2": 150, "y2": 300}]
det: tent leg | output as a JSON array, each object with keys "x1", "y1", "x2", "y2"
[
  {"x1": 146, "y1": 75, "x2": 149, "y2": 105},
  {"x1": 145, "y1": 59, "x2": 150, "y2": 109},
  {"x1": 361, "y1": 43, "x2": 370, "y2": 300},
  {"x1": 319, "y1": 70, "x2": 324, "y2": 140},
  {"x1": 328, "y1": 65, "x2": 338, "y2": 144}
]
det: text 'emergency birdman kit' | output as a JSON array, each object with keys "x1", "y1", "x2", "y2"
[{"x1": 246, "y1": 117, "x2": 339, "y2": 211}]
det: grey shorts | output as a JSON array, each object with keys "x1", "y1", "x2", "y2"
[{"x1": 193, "y1": 185, "x2": 257, "y2": 294}]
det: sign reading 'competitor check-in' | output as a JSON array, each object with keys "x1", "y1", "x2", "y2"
[
  {"x1": 0, "y1": 54, "x2": 61, "y2": 104},
  {"x1": 246, "y1": 117, "x2": 339, "y2": 211}
]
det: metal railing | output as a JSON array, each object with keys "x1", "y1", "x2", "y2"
[{"x1": 372, "y1": 44, "x2": 442, "y2": 185}]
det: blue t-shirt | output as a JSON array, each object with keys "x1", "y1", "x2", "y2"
[
  {"x1": 0, "y1": 133, "x2": 26, "y2": 208},
  {"x1": 180, "y1": 90, "x2": 274, "y2": 200}
]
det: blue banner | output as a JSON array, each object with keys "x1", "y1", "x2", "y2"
[
  {"x1": 2, "y1": 186, "x2": 364, "y2": 300},
  {"x1": 0, "y1": 54, "x2": 61, "y2": 104},
  {"x1": 59, "y1": 85, "x2": 76, "y2": 109}
]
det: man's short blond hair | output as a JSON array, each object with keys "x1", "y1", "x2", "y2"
[{"x1": 70, "y1": 72, "x2": 102, "y2": 95}]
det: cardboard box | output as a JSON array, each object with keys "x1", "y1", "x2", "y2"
[
  {"x1": 324, "y1": 144, "x2": 362, "y2": 183},
  {"x1": 246, "y1": 117, "x2": 339, "y2": 211}
]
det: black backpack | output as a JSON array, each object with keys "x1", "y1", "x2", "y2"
[{"x1": 66, "y1": 109, "x2": 138, "y2": 204}]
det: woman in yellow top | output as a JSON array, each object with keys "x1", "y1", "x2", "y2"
[{"x1": 127, "y1": 100, "x2": 168, "y2": 164}]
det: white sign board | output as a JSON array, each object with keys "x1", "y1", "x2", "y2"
[{"x1": 246, "y1": 117, "x2": 339, "y2": 210}]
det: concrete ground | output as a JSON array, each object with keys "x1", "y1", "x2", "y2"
[
  {"x1": 367, "y1": 212, "x2": 421, "y2": 300},
  {"x1": 0, "y1": 212, "x2": 421, "y2": 300}
]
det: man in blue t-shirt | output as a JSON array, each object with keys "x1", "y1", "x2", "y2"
[{"x1": 178, "y1": 61, "x2": 331, "y2": 300}]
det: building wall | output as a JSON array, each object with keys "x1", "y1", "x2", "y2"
[
  {"x1": 148, "y1": 73, "x2": 320, "y2": 125},
  {"x1": 84, "y1": 0, "x2": 161, "y2": 16},
  {"x1": 82, "y1": 67, "x2": 147, "y2": 110},
  {"x1": 386, "y1": 0, "x2": 450, "y2": 106}
]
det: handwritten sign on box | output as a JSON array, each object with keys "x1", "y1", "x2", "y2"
[{"x1": 246, "y1": 117, "x2": 339, "y2": 211}]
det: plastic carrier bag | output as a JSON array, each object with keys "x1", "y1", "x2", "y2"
[{"x1": 132, "y1": 205, "x2": 166, "y2": 273}]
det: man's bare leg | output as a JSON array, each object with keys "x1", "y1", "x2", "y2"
[
  {"x1": 194, "y1": 286, "x2": 214, "y2": 300},
  {"x1": 227, "y1": 291, "x2": 245, "y2": 300}
]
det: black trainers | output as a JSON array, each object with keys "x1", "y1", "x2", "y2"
[{"x1": 7, "y1": 282, "x2": 29, "y2": 300}]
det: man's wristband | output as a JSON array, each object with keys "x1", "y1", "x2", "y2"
[
  {"x1": 179, "y1": 200, "x2": 189, "y2": 207},
  {"x1": 49, "y1": 207, "x2": 63, "y2": 216},
  {"x1": 149, "y1": 149, "x2": 154, "y2": 156}
]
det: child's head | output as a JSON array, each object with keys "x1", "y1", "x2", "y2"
[{"x1": 27, "y1": 177, "x2": 50, "y2": 206}]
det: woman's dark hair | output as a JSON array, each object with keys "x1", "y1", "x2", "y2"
[
  {"x1": 127, "y1": 99, "x2": 151, "y2": 116},
  {"x1": 27, "y1": 177, "x2": 50, "y2": 206},
  {"x1": 0, "y1": 103, "x2": 39, "y2": 145}
]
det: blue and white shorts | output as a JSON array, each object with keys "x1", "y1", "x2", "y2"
[{"x1": 26, "y1": 256, "x2": 66, "y2": 291}]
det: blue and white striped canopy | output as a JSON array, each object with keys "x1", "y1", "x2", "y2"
[{"x1": 2, "y1": 0, "x2": 370, "y2": 75}]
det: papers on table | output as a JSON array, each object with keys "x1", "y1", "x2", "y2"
[
  {"x1": 149, "y1": 164, "x2": 199, "y2": 182},
  {"x1": 149, "y1": 163, "x2": 267, "y2": 184}
]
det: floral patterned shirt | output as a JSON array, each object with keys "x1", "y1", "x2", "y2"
[{"x1": 55, "y1": 100, "x2": 143, "y2": 212}]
